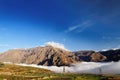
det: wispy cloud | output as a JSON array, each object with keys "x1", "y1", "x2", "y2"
[
  {"x1": 102, "y1": 36, "x2": 120, "y2": 40},
  {"x1": 102, "y1": 36, "x2": 111, "y2": 40},
  {"x1": 100, "y1": 12, "x2": 120, "y2": 24},
  {"x1": 66, "y1": 20, "x2": 93, "y2": 33},
  {"x1": 91, "y1": 9, "x2": 120, "y2": 25},
  {"x1": 0, "y1": 44, "x2": 11, "y2": 47},
  {"x1": 116, "y1": 37, "x2": 120, "y2": 40}
]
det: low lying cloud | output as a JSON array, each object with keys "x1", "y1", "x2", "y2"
[
  {"x1": 44, "y1": 41, "x2": 68, "y2": 51},
  {"x1": 14, "y1": 61, "x2": 120, "y2": 74}
]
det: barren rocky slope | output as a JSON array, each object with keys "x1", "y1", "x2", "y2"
[
  {"x1": 74, "y1": 50, "x2": 106, "y2": 62},
  {"x1": 0, "y1": 46, "x2": 79, "y2": 66}
]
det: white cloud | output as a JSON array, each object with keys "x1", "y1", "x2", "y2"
[
  {"x1": 67, "y1": 20, "x2": 93, "y2": 33},
  {"x1": 44, "y1": 41, "x2": 68, "y2": 51},
  {"x1": 13, "y1": 61, "x2": 120, "y2": 74}
]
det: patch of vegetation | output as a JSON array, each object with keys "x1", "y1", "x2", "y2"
[
  {"x1": 0, "y1": 74, "x2": 106, "y2": 80},
  {"x1": 0, "y1": 62, "x2": 4, "y2": 67}
]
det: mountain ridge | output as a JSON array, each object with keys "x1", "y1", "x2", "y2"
[
  {"x1": 0, "y1": 46, "x2": 79, "y2": 66},
  {"x1": 0, "y1": 46, "x2": 120, "y2": 66}
]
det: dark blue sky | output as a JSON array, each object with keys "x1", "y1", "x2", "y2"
[{"x1": 0, "y1": 0, "x2": 120, "y2": 52}]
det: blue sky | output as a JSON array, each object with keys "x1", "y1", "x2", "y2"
[{"x1": 0, "y1": 0, "x2": 120, "y2": 52}]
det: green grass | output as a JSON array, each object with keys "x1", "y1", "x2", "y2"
[{"x1": 0, "y1": 74, "x2": 106, "y2": 80}]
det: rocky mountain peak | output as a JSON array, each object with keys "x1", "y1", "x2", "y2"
[{"x1": 0, "y1": 46, "x2": 79, "y2": 66}]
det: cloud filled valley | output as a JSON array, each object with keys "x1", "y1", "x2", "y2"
[{"x1": 12, "y1": 61, "x2": 120, "y2": 74}]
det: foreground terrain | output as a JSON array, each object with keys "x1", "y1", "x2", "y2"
[{"x1": 0, "y1": 62, "x2": 120, "y2": 80}]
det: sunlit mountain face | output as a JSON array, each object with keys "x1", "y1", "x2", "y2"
[{"x1": 0, "y1": 0, "x2": 120, "y2": 52}]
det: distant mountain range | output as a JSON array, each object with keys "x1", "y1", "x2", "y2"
[{"x1": 0, "y1": 46, "x2": 120, "y2": 66}]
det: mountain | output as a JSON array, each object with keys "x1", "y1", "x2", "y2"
[
  {"x1": 0, "y1": 46, "x2": 120, "y2": 66},
  {"x1": 74, "y1": 49, "x2": 120, "y2": 62},
  {"x1": 0, "y1": 46, "x2": 79, "y2": 66},
  {"x1": 74, "y1": 50, "x2": 107, "y2": 62},
  {"x1": 99, "y1": 49, "x2": 120, "y2": 62}
]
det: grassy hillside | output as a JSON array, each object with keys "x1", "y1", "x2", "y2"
[
  {"x1": 0, "y1": 62, "x2": 120, "y2": 80},
  {"x1": 0, "y1": 62, "x2": 53, "y2": 75}
]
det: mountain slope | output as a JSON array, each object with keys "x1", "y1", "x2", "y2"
[
  {"x1": 74, "y1": 49, "x2": 120, "y2": 62},
  {"x1": 0, "y1": 49, "x2": 26, "y2": 63},
  {"x1": 0, "y1": 46, "x2": 79, "y2": 66},
  {"x1": 74, "y1": 50, "x2": 107, "y2": 62},
  {"x1": 99, "y1": 49, "x2": 120, "y2": 62}
]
